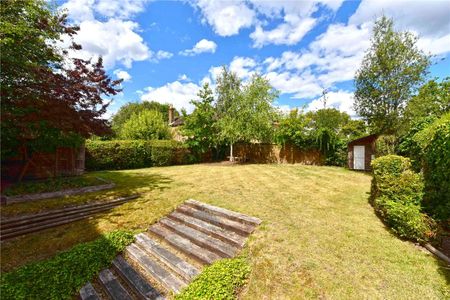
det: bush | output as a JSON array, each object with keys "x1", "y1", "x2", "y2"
[
  {"x1": 176, "y1": 257, "x2": 250, "y2": 300},
  {"x1": 371, "y1": 155, "x2": 433, "y2": 242},
  {"x1": 85, "y1": 140, "x2": 189, "y2": 170},
  {"x1": 0, "y1": 231, "x2": 134, "y2": 300},
  {"x1": 375, "y1": 197, "x2": 434, "y2": 242},
  {"x1": 413, "y1": 113, "x2": 450, "y2": 222},
  {"x1": 374, "y1": 135, "x2": 397, "y2": 156},
  {"x1": 119, "y1": 110, "x2": 171, "y2": 140}
]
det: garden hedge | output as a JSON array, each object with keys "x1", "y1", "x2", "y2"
[
  {"x1": 371, "y1": 155, "x2": 434, "y2": 242},
  {"x1": 85, "y1": 140, "x2": 194, "y2": 171}
]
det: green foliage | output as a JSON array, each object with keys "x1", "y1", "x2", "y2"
[
  {"x1": 404, "y1": 77, "x2": 450, "y2": 126},
  {"x1": 176, "y1": 257, "x2": 250, "y2": 300},
  {"x1": 371, "y1": 155, "x2": 433, "y2": 242},
  {"x1": 3, "y1": 176, "x2": 102, "y2": 196},
  {"x1": 0, "y1": 230, "x2": 134, "y2": 300},
  {"x1": 374, "y1": 135, "x2": 397, "y2": 156},
  {"x1": 375, "y1": 196, "x2": 434, "y2": 242},
  {"x1": 111, "y1": 101, "x2": 179, "y2": 135},
  {"x1": 85, "y1": 140, "x2": 187, "y2": 170},
  {"x1": 119, "y1": 110, "x2": 171, "y2": 140},
  {"x1": 216, "y1": 70, "x2": 279, "y2": 155},
  {"x1": 354, "y1": 16, "x2": 431, "y2": 134},
  {"x1": 413, "y1": 113, "x2": 450, "y2": 221},
  {"x1": 182, "y1": 83, "x2": 219, "y2": 155},
  {"x1": 275, "y1": 109, "x2": 315, "y2": 149}
]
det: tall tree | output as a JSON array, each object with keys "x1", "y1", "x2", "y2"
[
  {"x1": 119, "y1": 110, "x2": 171, "y2": 140},
  {"x1": 1, "y1": 0, "x2": 121, "y2": 160},
  {"x1": 182, "y1": 83, "x2": 219, "y2": 155},
  {"x1": 215, "y1": 66, "x2": 242, "y2": 117},
  {"x1": 354, "y1": 16, "x2": 430, "y2": 134},
  {"x1": 216, "y1": 71, "x2": 279, "y2": 161},
  {"x1": 111, "y1": 101, "x2": 179, "y2": 135}
]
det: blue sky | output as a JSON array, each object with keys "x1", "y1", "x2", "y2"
[{"x1": 59, "y1": 0, "x2": 450, "y2": 118}]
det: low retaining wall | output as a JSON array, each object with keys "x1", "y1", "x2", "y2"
[{"x1": 233, "y1": 143, "x2": 323, "y2": 164}]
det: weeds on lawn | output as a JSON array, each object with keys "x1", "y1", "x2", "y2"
[{"x1": 0, "y1": 230, "x2": 134, "y2": 299}]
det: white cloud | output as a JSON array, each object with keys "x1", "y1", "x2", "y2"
[
  {"x1": 349, "y1": 0, "x2": 450, "y2": 55},
  {"x1": 251, "y1": 16, "x2": 317, "y2": 48},
  {"x1": 191, "y1": 0, "x2": 255, "y2": 36},
  {"x1": 113, "y1": 69, "x2": 132, "y2": 81},
  {"x1": 229, "y1": 56, "x2": 257, "y2": 79},
  {"x1": 180, "y1": 39, "x2": 217, "y2": 56},
  {"x1": 140, "y1": 81, "x2": 201, "y2": 113},
  {"x1": 178, "y1": 74, "x2": 191, "y2": 81},
  {"x1": 67, "y1": 19, "x2": 150, "y2": 69},
  {"x1": 62, "y1": 0, "x2": 149, "y2": 22},
  {"x1": 155, "y1": 50, "x2": 173, "y2": 60},
  {"x1": 307, "y1": 90, "x2": 356, "y2": 116}
]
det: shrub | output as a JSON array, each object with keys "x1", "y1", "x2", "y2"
[
  {"x1": 119, "y1": 110, "x2": 171, "y2": 140},
  {"x1": 176, "y1": 257, "x2": 250, "y2": 300},
  {"x1": 413, "y1": 113, "x2": 450, "y2": 222},
  {"x1": 0, "y1": 231, "x2": 134, "y2": 300},
  {"x1": 371, "y1": 155, "x2": 433, "y2": 242},
  {"x1": 375, "y1": 197, "x2": 434, "y2": 242},
  {"x1": 85, "y1": 140, "x2": 189, "y2": 170}
]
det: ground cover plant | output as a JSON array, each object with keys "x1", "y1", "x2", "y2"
[
  {"x1": 0, "y1": 230, "x2": 134, "y2": 299},
  {"x1": 176, "y1": 256, "x2": 250, "y2": 300},
  {"x1": 2, "y1": 174, "x2": 104, "y2": 196},
  {"x1": 1, "y1": 164, "x2": 448, "y2": 299}
]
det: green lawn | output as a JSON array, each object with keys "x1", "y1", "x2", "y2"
[{"x1": 1, "y1": 164, "x2": 448, "y2": 299}]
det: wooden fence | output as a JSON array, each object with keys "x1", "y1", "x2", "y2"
[{"x1": 233, "y1": 143, "x2": 323, "y2": 164}]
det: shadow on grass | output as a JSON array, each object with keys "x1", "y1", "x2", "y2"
[{"x1": 0, "y1": 169, "x2": 174, "y2": 275}]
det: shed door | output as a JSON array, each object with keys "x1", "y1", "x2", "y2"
[{"x1": 353, "y1": 145, "x2": 365, "y2": 170}]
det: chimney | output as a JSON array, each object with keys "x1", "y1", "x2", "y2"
[{"x1": 168, "y1": 104, "x2": 174, "y2": 125}]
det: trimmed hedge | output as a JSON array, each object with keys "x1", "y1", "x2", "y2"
[
  {"x1": 0, "y1": 231, "x2": 134, "y2": 299},
  {"x1": 371, "y1": 155, "x2": 434, "y2": 242},
  {"x1": 85, "y1": 140, "x2": 193, "y2": 170},
  {"x1": 413, "y1": 113, "x2": 450, "y2": 222},
  {"x1": 176, "y1": 256, "x2": 250, "y2": 300}
]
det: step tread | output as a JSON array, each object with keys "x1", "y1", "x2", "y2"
[
  {"x1": 159, "y1": 218, "x2": 238, "y2": 258},
  {"x1": 1, "y1": 195, "x2": 138, "y2": 226},
  {"x1": 79, "y1": 282, "x2": 100, "y2": 300},
  {"x1": 98, "y1": 269, "x2": 133, "y2": 300},
  {"x1": 126, "y1": 244, "x2": 186, "y2": 294},
  {"x1": 168, "y1": 212, "x2": 245, "y2": 248},
  {"x1": 113, "y1": 255, "x2": 165, "y2": 300},
  {"x1": 135, "y1": 233, "x2": 199, "y2": 281},
  {"x1": 149, "y1": 223, "x2": 221, "y2": 265},
  {"x1": 185, "y1": 199, "x2": 262, "y2": 225},
  {"x1": 177, "y1": 205, "x2": 255, "y2": 236}
]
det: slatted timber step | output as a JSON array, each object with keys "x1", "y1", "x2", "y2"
[
  {"x1": 112, "y1": 255, "x2": 165, "y2": 300},
  {"x1": 135, "y1": 233, "x2": 199, "y2": 281},
  {"x1": 168, "y1": 211, "x2": 246, "y2": 248},
  {"x1": 176, "y1": 205, "x2": 256, "y2": 236},
  {"x1": 0, "y1": 195, "x2": 139, "y2": 241},
  {"x1": 78, "y1": 199, "x2": 261, "y2": 299},
  {"x1": 79, "y1": 282, "x2": 101, "y2": 300},
  {"x1": 98, "y1": 269, "x2": 133, "y2": 300},
  {"x1": 126, "y1": 243, "x2": 187, "y2": 293},
  {"x1": 149, "y1": 223, "x2": 222, "y2": 265}
]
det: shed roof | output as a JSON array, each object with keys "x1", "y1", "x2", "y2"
[{"x1": 348, "y1": 134, "x2": 378, "y2": 146}]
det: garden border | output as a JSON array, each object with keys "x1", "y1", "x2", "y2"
[{"x1": 1, "y1": 177, "x2": 115, "y2": 205}]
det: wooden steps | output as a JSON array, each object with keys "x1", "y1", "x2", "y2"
[
  {"x1": 1, "y1": 195, "x2": 139, "y2": 241},
  {"x1": 78, "y1": 199, "x2": 261, "y2": 299}
]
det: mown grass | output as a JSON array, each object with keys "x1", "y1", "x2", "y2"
[{"x1": 1, "y1": 164, "x2": 448, "y2": 299}]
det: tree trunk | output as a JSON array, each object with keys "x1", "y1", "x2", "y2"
[{"x1": 230, "y1": 143, "x2": 234, "y2": 162}]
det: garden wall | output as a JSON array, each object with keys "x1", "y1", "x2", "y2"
[{"x1": 234, "y1": 143, "x2": 323, "y2": 164}]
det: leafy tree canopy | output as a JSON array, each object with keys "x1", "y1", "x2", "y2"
[
  {"x1": 119, "y1": 110, "x2": 171, "y2": 140},
  {"x1": 1, "y1": 0, "x2": 121, "y2": 159},
  {"x1": 111, "y1": 101, "x2": 179, "y2": 135},
  {"x1": 354, "y1": 16, "x2": 430, "y2": 134}
]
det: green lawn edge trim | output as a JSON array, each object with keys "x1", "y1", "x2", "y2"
[
  {"x1": 175, "y1": 256, "x2": 251, "y2": 300},
  {"x1": 0, "y1": 230, "x2": 134, "y2": 300}
]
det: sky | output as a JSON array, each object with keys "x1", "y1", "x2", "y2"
[{"x1": 58, "y1": 0, "x2": 450, "y2": 118}]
